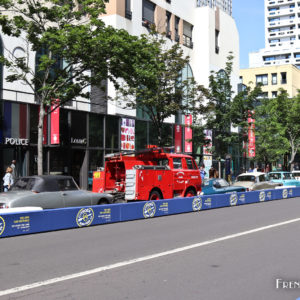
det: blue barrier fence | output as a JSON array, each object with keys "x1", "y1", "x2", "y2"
[{"x1": 1, "y1": 187, "x2": 300, "y2": 238}]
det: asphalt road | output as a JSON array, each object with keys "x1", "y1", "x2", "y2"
[{"x1": 1, "y1": 197, "x2": 300, "y2": 300}]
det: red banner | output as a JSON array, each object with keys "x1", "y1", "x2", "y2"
[
  {"x1": 184, "y1": 115, "x2": 192, "y2": 153},
  {"x1": 51, "y1": 99, "x2": 60, "y2": 144},
  {"x1": 248, "y1": 113, "x2": 255, "y2": 157},
  {"x1": 174, "y1": 124, "x2": 182, "y2": 153}
]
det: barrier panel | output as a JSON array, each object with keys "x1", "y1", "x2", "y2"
[{"x1": 1, "y1": 187, "x2": 300, "y2": 238}]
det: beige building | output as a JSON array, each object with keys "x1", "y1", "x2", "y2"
[{"x1": 240, "y1": 64, "x2": 300, "y2": 98}]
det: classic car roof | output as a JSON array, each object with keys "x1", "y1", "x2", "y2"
[
  {"x1": 237, "y1": 172, "x2": 266, "y2": 177},
  {"x1": 14, "y1": 175, "x2": 76, "y2": 192}
]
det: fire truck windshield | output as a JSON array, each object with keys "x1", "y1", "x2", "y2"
[{"x1": 155, "y1": 159, "x2": 169, "y2": 166}]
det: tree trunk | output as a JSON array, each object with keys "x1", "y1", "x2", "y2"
[{"x1": 37, "y1": 102, "x2": 45, "y2": 175}]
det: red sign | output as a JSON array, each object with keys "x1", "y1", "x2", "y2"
[
  {"x1": 184, "y1": 115, "x2": 192, "y2": 153},
  {"x1": 51, "y1": 99, "x2": 60, "y2": 144},
  {"x1": 248, "y1": 113, "x2": 255, "y2": 157},
  {"x1": 174, "y1": 124, "x2": 182, "y2": 153}
]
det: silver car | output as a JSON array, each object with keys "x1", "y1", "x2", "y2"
[
  {"x1": 232, "y1": 172, "x2": 282, "y2": 191},
  {"x1": 0, "y1": 175, "x2": 113, "y2": 209}
]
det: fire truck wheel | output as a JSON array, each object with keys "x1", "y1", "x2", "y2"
[
  {"x1": 185, "y1": 188, "x2": 196, "y2": 197},
  {"x1": 149, "y1": 189, "x2": 162, "y2": 201}
]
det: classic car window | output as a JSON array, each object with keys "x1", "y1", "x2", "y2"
[
  {"x1": 173, "y1": 158, "x2": 182, "y2": 169},
  {"x1": 283, "y1": 173, "x2": 293, "y2": 180},
  {"x1": 213, "y1": 179, "x2": 229, "y2": 188},
  {"x1": 11, "y1": 178, "x2": 31, "y2": 190},
  {"x1": 259, "y1": 175, "x2": 266, "y2": 182},
  {"x1": 237, "y1": 175, "x2": 255, "y2": 182},
  {"x1": 57, "y1": 178, "x2": 78, "y2": 191},
  {"x1": 293, "y1": 172, "x2": 300, "y2": 177},
  {"x1": 185, "y1": 158, "x2": 197, "y2": 170},
  {"x1": 269, "y1": 173, "x2": 280, "y2": 180}
]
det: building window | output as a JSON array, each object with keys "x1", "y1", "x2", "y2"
[
  {"x1": 105, "y1": 115, "x2": 119, "y2": 151},
  {"x1": 183, "y1": 21, "x2": 193, "y2": 48},
  {"x1": 215, "y1": 29, "x2": 220, "y2": 54},
  {"x1": 175, "y1": 16, "x2": 180, "y2": 42},
  {"x1": 272, "y1": 91, "x2": 277, "y2": 98},
  {"x1": 125, "y1": 0, "x2": 132, "y2": 20},
  {"x1": 281, "y1": 72, "x2": 287, "y2": 84},
  {"x1": 166, "y1": 11, "x2": 171, "y2": 38},
  {"x1": 142, "y1": 0, "x2": 155, "y2": 27},
  {"x1": 256, "y1": 74, "x2": 268, "y2": 86},
  {"x1": 272, "y1": 73, "x2": 277, "y2": 85}
]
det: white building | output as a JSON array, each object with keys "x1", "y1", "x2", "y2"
[
  {"x1": 0, "y1": 0, "x2": 239, "y2": 186},
  {"x1": 102, "y1": 0, "x2": 239, "y2": 118},
  {"x1": 250, "y1": 0, "x2": 300, "y2": 67}
]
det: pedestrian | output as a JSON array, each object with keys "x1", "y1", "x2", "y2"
[
  {"x1": 3, "y1": 166, "x2": 14, "y2": 192},
  {"x1": 10, "y1": 159, "x2": 16, "y2": 179},
  {"x1": 209, "y1": 166, "x2": 215, "y2": 178},
  {"x1": 199, "y1": 164, "x2": 206, "y2": 181}
]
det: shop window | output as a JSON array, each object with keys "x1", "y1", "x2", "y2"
[
  {"x1": 105, "y1": 115, "x2": 119, "y2": 150},
  {"x1": 29, "y1": 104, "x2": 39, "y2": 144},
  {"x1": 70, "y1": 111, "x2": 87, "y2": 145},
  {"x1": 135, "y1": 120, "x2": 148, "y2": 150},
  {"x1": 89, "y1": 150, "x2": 104, "y2": 171},
  {"x1": 149, "y1": 122, "x2": 173, "y2": 147},
  {"x1": 142, "y1": 0, "x2": 155, "y2": 27},
  {"x1": 89, "y1": 113, "x2": 103, "y2": 147}
]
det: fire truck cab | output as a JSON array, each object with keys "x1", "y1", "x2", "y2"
[{"x1": 92, "y1": 147, "x2": 202, "y2": 202}]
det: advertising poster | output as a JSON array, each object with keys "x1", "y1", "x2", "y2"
[
  {"x1": 184, "y1": 115, "x2": 193, "y2": 153},
  {"x1": 50, "y1": 99, "x2": 60, "y2": 145},
  {"x1": 174, "y1": 124, "x2": 182, "y2": 153},
  {"x1": 121, "y1": 118, "x2": 135, "y2": 151}
]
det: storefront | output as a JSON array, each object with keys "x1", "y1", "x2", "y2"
[{"x1": 0, "y1": 100, "x2": 177, "y2": 189}]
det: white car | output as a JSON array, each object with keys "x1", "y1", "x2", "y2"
[{"x1": 232, "y1": 172, "x2": 282, "y2": 191}]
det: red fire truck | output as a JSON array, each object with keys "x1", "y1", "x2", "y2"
[{"x1": 92, "y1": 147, "x2": 202, "y2": 202}]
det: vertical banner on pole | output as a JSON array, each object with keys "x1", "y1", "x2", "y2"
[
  {"x1": 184, "y1": 115, "x2": 192, "y2": 153},
  {"x1": 174, "y1": 124, "x2": 182, "y2": 153},
  {"x1": 248, "y1": 112, "x2": 255, "y2": 158},
  {"x1": 51, "y1": 99, "x2": 60, "y2": 145}
]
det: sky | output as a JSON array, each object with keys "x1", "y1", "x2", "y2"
[{"x1": 232, "y1": 0, "x2": 265, "y2": 69}]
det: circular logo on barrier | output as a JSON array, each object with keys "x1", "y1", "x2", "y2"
[
  {"x1": 230, "y1": 193, "x2": 238, "y2": 206},
  {"x1": 143, "y1": 202, "x2": 156, "y2": 218},
  {"x1": 0, "y1": 216, "x2": 5, "y2": 236},
  {"x1": 259, "y1": 191, "x2": 266, "y2": 202},
  {"x1": 76, "y1": 208, "x2": 94, "y2": 227},
  {"x1": 282, "y1": 189, "x2": 288, "y2": 199},
  {"x1": 192, "y1": 197, "x2": 202, "y2": 211}
]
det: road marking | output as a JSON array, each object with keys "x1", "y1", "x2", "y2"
[{"x1": 1, "y1": 217, "x2": 300, "y2": 297}]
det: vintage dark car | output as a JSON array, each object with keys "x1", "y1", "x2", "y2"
[
  {"x1": 0, "y1": 175, "x2": 114, "y2": 209},
  {"x1": 201, "y1": 178, "x2": 246, "y2": 195}
]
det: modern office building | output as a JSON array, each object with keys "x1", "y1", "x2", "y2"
[
  {"x1": 240, "y1": 64, "x2": 300, "y2": 98},
  {"x1": 250, "y1": 0, "x2": 300, "y2": 68},
  {"x1": 0, "y1": 0, "x2": 239, "y2": 188}
]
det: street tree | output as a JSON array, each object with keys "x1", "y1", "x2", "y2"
[
  {"x1": 255, "y1": 89, "x2": 300, "y2": 170},
  {"x1": 115, "y1": 31, "x2": 208, "y2": 147},
  {"x1": 0, "y1": 0, "x2": 148, "y2": 175},
  {"x1": 0, "y1": 0, "x2": 117, "y2": 175}
]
